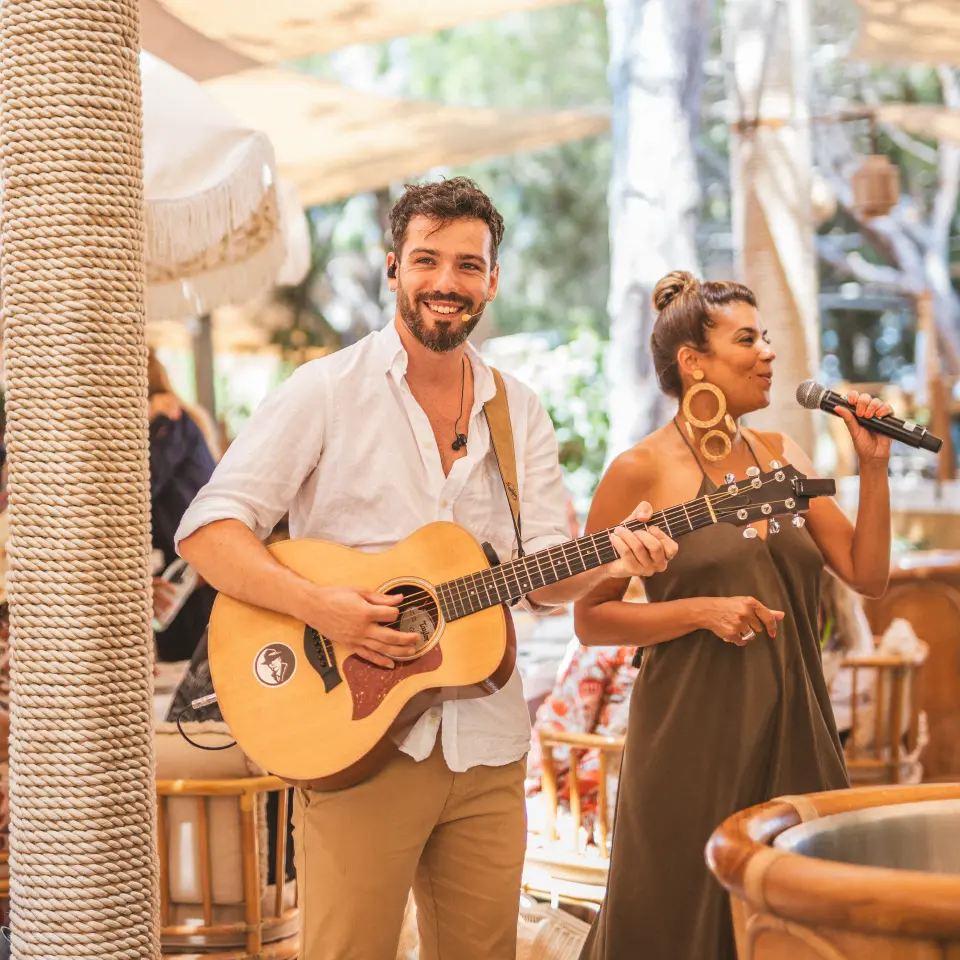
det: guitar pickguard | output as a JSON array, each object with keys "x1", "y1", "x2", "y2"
[{"x1": 342, "y1": 646, "x2": 443, "y2": 720}]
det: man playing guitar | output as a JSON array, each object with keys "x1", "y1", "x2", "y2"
[{"x1": 177, "y1": 178, "x2": 677, "y2": 960}]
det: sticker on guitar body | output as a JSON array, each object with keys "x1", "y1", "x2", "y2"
[{"x1": 253, "y1": 643, "x2": 297, "y2": 687}]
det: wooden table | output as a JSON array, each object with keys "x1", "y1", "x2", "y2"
[{"x1": 864, "y1": 550, "x2": 960, "y2": 782}]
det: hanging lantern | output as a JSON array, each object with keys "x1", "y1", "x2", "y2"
[{"x1": 851, "y1": 153, "x2": 900, "y2": 220}]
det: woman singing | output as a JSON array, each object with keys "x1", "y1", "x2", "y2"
[{"x1": 577, "y1": 272, "x2": 892, "y2": 960}]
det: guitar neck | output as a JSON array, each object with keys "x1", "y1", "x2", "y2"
[{"x1": 437, "y1": 491, "x2": 719, "y2": 622}]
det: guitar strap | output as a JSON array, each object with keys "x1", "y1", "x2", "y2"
[{"x1": 482, "y1": 368, "x2": 524, "y2": 559}]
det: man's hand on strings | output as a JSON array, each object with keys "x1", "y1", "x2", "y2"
[
  {"x1": 300, "y1": 587, "x2": 421, "y2": 669},
  {"x1": 608, "y1": 501, "x2": 679, "y2": 579}
]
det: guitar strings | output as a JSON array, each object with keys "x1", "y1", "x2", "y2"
[
  {"x1": 386, "y1": 481, "x2": 795, "y2": 615},
  {"x1": 377, "y1": 475, "x2": 802, "y2": 618}
]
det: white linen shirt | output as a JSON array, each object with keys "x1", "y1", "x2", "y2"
[{"x1": 175, "y1": 321, "x2": 571, "y2": 771}]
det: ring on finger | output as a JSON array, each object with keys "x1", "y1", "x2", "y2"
[{"x1": 740, "y1": 629, "x2": 756, "y2": 642}]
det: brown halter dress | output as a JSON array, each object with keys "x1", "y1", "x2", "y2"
[{"x1": 580, "y1": 427, "x2": 849, "y2": 960}]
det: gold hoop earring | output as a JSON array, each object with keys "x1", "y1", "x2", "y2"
[
  {"x1": 682, "y1": 379, "x2": 727, "y2": 430},
  {"x1": 682, "y1": 374, "x2": 731, "y2": 461},
  {"x1": 700, "y1": 429, "x2": 732, "y2": 461}
]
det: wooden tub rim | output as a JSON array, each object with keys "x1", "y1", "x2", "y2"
[
  {"x1": 706, "y1": 783, "x2": 960, "y2": 939},
  {"x1": 773, "y1": 796, "x2": 960, "y2": 855}
]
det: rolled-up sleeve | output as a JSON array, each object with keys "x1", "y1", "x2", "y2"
[
  {"x1": 508, "y1": 380, "x2": 571, "y2": 613},
  {"x1": 175, "y1": 362, "x2": 328, "y2": 550}
]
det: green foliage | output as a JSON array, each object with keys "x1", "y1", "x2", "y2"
[
  {"x1": 289, "y1": 5, "x2": 613, "y2": 341},
  {"x1": 395, "y1": 1, "x2": 613, "y2": 340},
  {"x1": 541, "y1": 331, "x2": 611, "y2": 508},
  {"x1": 401, "y1": 2, "x2": 608, "y2": 108},
  {"x1": 483, "y1": 328, "x2": 609, "y2": 510}
]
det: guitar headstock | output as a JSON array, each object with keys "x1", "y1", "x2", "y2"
[{"x1": 711, "y1": 462, "x2": 836, "y2": 537}]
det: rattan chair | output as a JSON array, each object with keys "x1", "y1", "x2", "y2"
[
  {"x1": 838, "y1": 641, "x2": 928, "y2": 785},
  {"x1": 157, "y1": 774, "x2": 298, "y2": 959},
  {"x1": 522, "y1": 728, "x2": 625, "y2": 909}
]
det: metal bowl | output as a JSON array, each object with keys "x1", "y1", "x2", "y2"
[{"x1": 773, "y1": 798, "x2": 960, "y2": 874}]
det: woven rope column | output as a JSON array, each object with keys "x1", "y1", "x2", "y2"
[{"x1": 0, "y1": 1, "x2": 160, "y2": 957}]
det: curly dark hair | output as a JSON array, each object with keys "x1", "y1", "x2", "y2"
[
  {"x1": 650, "y1": 270, "x2": 758, "y2": 398},
  {"x1": 389, "y1": 177, "x2": 505, "y2": 265}
]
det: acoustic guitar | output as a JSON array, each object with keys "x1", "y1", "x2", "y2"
[{"x1": 205, "y1": 463, "x2": 834, "y2": 789}]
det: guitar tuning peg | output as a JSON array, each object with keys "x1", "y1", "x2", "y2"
[
  {"x1": 724, "y1": 473, "x2": 735, "y2": 485},
  {"x1": 770, "y1": 460, "x2": 782, "y2": 470},
  {"x1": 768, "y1": 519, "x2": 781, "y2": 535},
  {"x1": 742, "y1": 527, "x2": 759, "y2": 539},
  {"x1": 792, "y1": 514, "x2": 806, "y2": 529},
  {"x1": 746, "y1": 466, "x2": 760, "y2": 478}
]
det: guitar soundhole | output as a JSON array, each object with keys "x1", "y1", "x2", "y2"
[{"x1": 385, "y1": 583, "x2": 440, "y2": 659}]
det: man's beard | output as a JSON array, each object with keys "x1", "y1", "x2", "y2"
[{"x1": 397, "y1": 285, "x2": 484, "y2": 353}]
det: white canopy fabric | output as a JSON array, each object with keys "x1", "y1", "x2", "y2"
[
  {"x1": 150, "y1": 0, "x2": 576, "y2": 65},
  {"x1": 876, "y1": 102, "x2": 960, "y2": 143},
  {"x1": 141, "y1": 0, "x2": 256, "y2": 80},
  {"x1": 852, "y1": 0, "x2": 960, "y2": 66},
  {"x1": 204, "y1": 69, "x2": 610, "y2": 208},
  {"x1": 276, "y1": 179, "x2": 311, "y2": 287},
  {"x1": 142, "y1": 52, "x2": 285, "y2": 320},
  {"x1": 140, "y1": 1, "x2": 611, "y2": 212}
]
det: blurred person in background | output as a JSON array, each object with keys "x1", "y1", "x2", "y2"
[{"x1": 149, "y1": 349, "x2": 218, "y2": 662}]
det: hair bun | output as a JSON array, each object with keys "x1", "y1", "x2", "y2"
[{"x1": 652, "y1": 271, "x2": 697, "y2": 313}]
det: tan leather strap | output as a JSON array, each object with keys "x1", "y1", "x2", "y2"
[
  {"x1": 745, "y1": 427, "x2": 785, "y2": 467},
  {"x1": 483, "y1": 368, "x2": 523, "y2": 557}
]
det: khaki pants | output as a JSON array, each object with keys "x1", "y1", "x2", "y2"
[{"x1": 292, "y1": 742, "x2": 527, "y2": 960}]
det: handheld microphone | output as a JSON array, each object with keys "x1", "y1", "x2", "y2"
[{"x1": 796, "y1": 380, "x2": 943, "y2": 454}]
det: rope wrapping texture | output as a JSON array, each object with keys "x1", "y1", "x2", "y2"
[{"x1": 0, "y1": 1, "x2": 160, "y2": 956}]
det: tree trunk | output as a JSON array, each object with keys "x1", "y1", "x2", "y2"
[
  {"x1": 724, "y1": 0, "x2": 820, "y2": 455},
  {"x1": 604, "y1": 0, "x2": 713, "y2": 460}
]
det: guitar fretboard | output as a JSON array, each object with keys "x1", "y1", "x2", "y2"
[{"x1": 436, "y1": 491, "x2": 719, "y2": 622}]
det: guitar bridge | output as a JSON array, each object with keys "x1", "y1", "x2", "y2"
[{"x1": 303, "y1": 625, "x2": 342, "y2": 693}]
